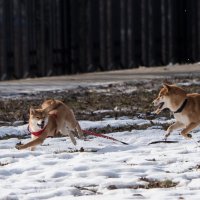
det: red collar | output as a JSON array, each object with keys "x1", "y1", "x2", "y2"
[{"x1": 27, "y1": 125, "x2": 47, "y2": 137}]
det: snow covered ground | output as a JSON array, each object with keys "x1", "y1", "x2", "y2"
[{"x1": 0, "y1": 117, "x2": 200, "y2": 200}]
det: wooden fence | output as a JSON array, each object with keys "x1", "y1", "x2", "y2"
[{"x1": 0, "y1": 0, "x2": 199, "y2": 80}]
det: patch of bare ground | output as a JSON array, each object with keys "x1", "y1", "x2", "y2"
[
  {"x1": 74, "y1": 185, "x2": 102, "y2": 195},
  {"x1": 0, "y1": 162, "x2": 9, "y2": 166},
  {"x1": 0, "y1": 76, "x2": 199, "y2": 126},
  {"x1": 107, "y1": 177, "x2": 178, "y2": 190}
]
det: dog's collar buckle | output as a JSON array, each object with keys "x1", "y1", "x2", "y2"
[{"x1": 174, "y1": 98, "x2": 188, "y2": 114}]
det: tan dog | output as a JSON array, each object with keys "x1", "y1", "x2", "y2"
[
  {"x1": 16, "y1": 99, "x2": 83, "y2": 150},
  {"x1": 153, "y1": 83, "x2": 200, "y2": 139}
]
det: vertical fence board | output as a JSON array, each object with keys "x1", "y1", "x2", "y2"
[
  {"x1": 86, "y1": 0, "x2": 100, "y2": 72},
  {"x1": 141, "y1": 0, "x2": 148, "y2": 66},
  {"x1": 0, "y1": 0, "x2": 6, "y2": 79},
  {"x1": 129, "y1": 0, "x2": 142, "y2": 67},
  {"x1": 45, "y1": 0, "x2": 53, "y2": 76},
  {"x1": 112, "y1": 0, "x2": 121, "y2": 69},
  {"x1": 13, "y1": 0, "x2": 22, "y2": 78},
  {"x1": 99, "y1": 0, "x2": 107, "y2": 70},
  {"x1": 27, "y1": 0, "x2": 36, "y2": 77},
  {"x1": 161, "y1": 0, "x2": 169, "y2": 65},
  {"x1": 70, "y1": 0, "x2": 79, "y2": 74},
  {"x1": 120, "y1": 0, "x2": 128, "y2": 68},
  {"x1": 37, "y1": 0, "x2": 45, "y2": 76},
  {"x1": 5, "y1": 0, "x2": 14, "y2": 79},
  {"x1": 79, "y1": 0, "x2": 86, "y2": 73},
  {"x1": 168, "y1": 0, "x2": 176, "y2": 63},
  {"x1": 60, "y1": 0, "x2": 71, "y2": 74},
  {"x1": 106, "y1": 0, "x2": 113, "y2": 70},
  {"x1": 197, "y1": 1, "x2": 200, "y2": 61},
  {"x1": 21, "y1": 0, "x2": 29, "y2": 78}
]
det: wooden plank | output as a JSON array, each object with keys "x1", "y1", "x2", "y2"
[
  {"x1": 128, "y1": 0, "x2": 142, "y2": 67},
  {"x1": 13, "y1": 0, "x2": 22, "y2": 78},
  {"x1": 70, "y1": 0, "x2": 80, "y2": 73},
  {"x1": 21, "y1": 0, "x2": 29, "y2": 78},
  {"x1": 60, "y1": 0, "x2": 71, "y2": 74},
  {"x1": 141, "y1": 0, "x2": 149, "y2": 66},
  {"x1": 99, "y1": 0, "x2": 107, "y2": 70},
  {"x1": 121, "y1": 0, "x2": 128, "y2": 68},
  {"x1": 0, "y1": 0, "x2": 7, "y2": 79},
  {"x1": 5, "y1": 0, "x2": 14, "y2": 79}
]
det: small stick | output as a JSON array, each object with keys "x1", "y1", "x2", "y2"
[{"x1": 148, "y1": 140, "x2": 178, "y2": 145}]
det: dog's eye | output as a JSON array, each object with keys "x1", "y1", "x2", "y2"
[{"x1": 36, "y1": 117, "x2": 40, "y2": 119}]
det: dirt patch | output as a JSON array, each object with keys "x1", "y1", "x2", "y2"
[
  {"x1": 107, "y1": 177, "x2": 178, "y2": 190},
  {"x1": 0, "y1": 162, "x2": 9, "y2": 166},
  {"x1": 0, "y1": 76, "x2": 200, "y2": 125}
]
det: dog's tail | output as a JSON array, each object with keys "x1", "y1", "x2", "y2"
[{"x1": 43, "y1": 99, "x2": 61, "y2": 113}]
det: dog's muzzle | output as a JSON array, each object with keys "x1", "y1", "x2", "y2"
[
  {"x1": 153, "y1": 99, "x2": 164, "y2": 110},
  {"x1": 37, "y1": 121, "x2": 45, "y2": 129}
]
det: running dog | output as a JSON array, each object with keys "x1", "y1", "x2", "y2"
[
  {"x1": 15, "y1": 99, "x2": 83, "y2": 150},
  {"x1": 153, "y1": 83, "x2": 200, "y2": 139}
]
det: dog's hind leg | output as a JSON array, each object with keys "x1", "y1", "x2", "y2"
[
  {"x1": 69, "y1": 111, "x2": 84, "y2": 139},
  {"x1": 60, "y1": 126, "x2": 77, "y2": 145},
  {"x1": 181, "y1": 122, "x2": 200, "y2": 139},
  {"x1": 68, "y1": 130, "x2": 77, "y2": 145},
  {"x1": 74, "y1": 122, "x2": 84, "y2": 139}
]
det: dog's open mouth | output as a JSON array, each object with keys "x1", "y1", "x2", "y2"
[
  {"x1": 158, "y1": 102, "x2": 164, "y2": 109},
  {"x1": 37, "y1": 123, "x2": 44, "y2": 129}
]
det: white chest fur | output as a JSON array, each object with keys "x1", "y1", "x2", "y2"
[{"x1": 174, "y1": 113, "x2": 190, "y2": 125}]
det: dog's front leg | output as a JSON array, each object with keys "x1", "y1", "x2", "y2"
[
  {"x1": 165, "y1": 121, "x2": 184, "y2": 140},
  {"x1": 15, "y1": 132, "x2": 47, "y2": 150},
  {"x1": 181, "y1": 122, "x2": 199, "y2": 139}
]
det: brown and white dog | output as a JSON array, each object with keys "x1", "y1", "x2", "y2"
[
  {"x1": 153, "y1": 83, "x2": 200, "y2": 139},
  {"x1": 16, "y1": 99, "x2": 83, "y2": 150}
]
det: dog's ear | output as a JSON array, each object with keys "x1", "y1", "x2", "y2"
[
  {"x1": 30, "y1": 107, "x2": 36, "y2": 115},
  {"x1": 163, "y1": 83, "x2": 171, "y2": 91},
  {"x1": 50, "y1": 99, "x2": 56, "y2": 104}
]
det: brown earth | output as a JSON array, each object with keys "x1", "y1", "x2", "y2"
[{"x1": 1, "y1": 73, "x2": 200, "y2": 126}]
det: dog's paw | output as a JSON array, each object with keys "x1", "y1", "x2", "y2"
[
  {"x1": 164, "y1": 132, "x2": 170, "y2": 140},
  {"x1": 15, "y1": 142, "x2": 22, "y2": 150},
  {"x1": 15, "y1": 145, "x2": 21, "y2": 150},
  {"x1": 164, "y1": 136, "x2": 168, "y2": 141},
  {"x1": 187, "y1": 134, "x2": 192, "y2": 138},
  {"x1": 181, "y1": 133, "x2": 192, "y2": 139}
]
